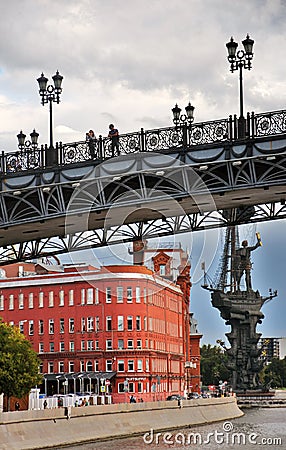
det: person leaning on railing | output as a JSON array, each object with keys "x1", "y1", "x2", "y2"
[{"x1": 108, "y1": 124, "x2": 120, "y2": 157}]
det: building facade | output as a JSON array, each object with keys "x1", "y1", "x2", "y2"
[
  {"x1": 259, "y1": 337, "x2": 286, "y2": 363},
  {"x1": 0, "y1": 258, "x2": 197, "y2": 403}
]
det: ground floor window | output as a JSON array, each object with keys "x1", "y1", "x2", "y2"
[{"x1": 118, "y1": 383, "x2": 125, "y2": 393}]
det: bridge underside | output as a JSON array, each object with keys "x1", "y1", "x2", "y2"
[{"x1": 1, "y1": 137, "x2": 286, "y2": 264}]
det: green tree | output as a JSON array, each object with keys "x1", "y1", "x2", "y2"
[
  {"x1": 260, "y1": 358, "x2": 286, "y2": 388},
  {"x1": 200, "y1": 344, "x2": 231, "y2": 386},
  {"x1": 0, "y1": 319, "x2": 42, "y2": 410}
]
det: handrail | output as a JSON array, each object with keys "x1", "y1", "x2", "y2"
[{"x1": 2, "y1": 108, "x2": 286, "y2": 175}]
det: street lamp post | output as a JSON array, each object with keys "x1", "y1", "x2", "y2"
[
  {"x1": 14, "y1": 130, "x2": 39, "y2": 171},
  {"x1": 171, "y1": 102, "x2": 195, "y2": 148},
  {"x1": 226, "y1": 34, "x2": 254, "y2": 139},
  {"x1": 17, "y1": 129, "x2": 39, "y2": 151},
  {"x1": 37, "y1": 71, "x2": 63, "y2": 166}
]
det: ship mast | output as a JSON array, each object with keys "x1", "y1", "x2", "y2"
[{"x1": 215, "y1": 226, "x2": 239, "y2": 292}]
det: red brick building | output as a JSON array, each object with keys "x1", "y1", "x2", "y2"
[{"x1": 0, "y1": 247, "x2": 201, "y2": 402}]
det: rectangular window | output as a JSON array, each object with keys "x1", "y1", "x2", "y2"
[
  {"x1": 60, "y1": 318, "x2": 64, "y2": 334},
  {"x1": 136, "y1": 316, "x2": 141, "y2": 331},
  {"x1": 81, "y1": 340, "x2": 85, "y2": 351},
  {"x1": 19, "y1": 321, "x2": 25, "y2": 333},
  {"x1": 138, "y1": 382, "x2": 143, "y2": 393},
  {"x1": 137, "y1": 359, "x2": 143, "y2": 371},
  {"x1": 118, "y1": 383, "x2": 125, "y2": 393},
  {"x1": 144, "y1": 316, "x2": 147, "y2": 331},
  {"x1": 39, "y1": 342, "x2": 44, "y2": 353},
  {"x1": 95, "y1": 316, "x2": 100, "y2": 332},
  {"x1": 81, "y1": 317, "x2": 86, "y2": 332},
  {"x1": 160, "y1": 264, "x2": 166, "y2": 276},
  {"x1": 59, "y1": 361, "x2": 64, "y2": 373},
  {"x1": 95, "y1": 340, "x2": 99, "y2": 350},
  {"x1": 69, "y1": 318, "x2": 74, "y2": 333},
  {"x1": 127, "y1": 286, "x2": 132, "y2": 303},
  {"x1": 39, "y1": 292, "x2": 44, "y2": 308},
  {"x1": 81, "y1": 289, "x2": 85, "y2": 305},
  {"x1": 106, "y1": 316, "x2": 112, "y2": 331},
  {"x1": 69, "y1": 341, "x2": 75, "y2": 352},
  {"x1": 137, "y1": 339, "x2": 142, "y2": 349},
  {"x1": 128, "y1": 382, "x2": 134, "y2": 393},
  {"x1": 127, "y1": 316, "x2": 133, "y2": 331},
  {"x1": 106, "y1": 339, "x2": 112, "y2": 350},
  {"x1": 87, "y1": 316, "x2": 94, "y2": 332},
  {"x1": 49, "y1": 319, "x2": 54, "y2": 334},
  {"x1": 118, "y1": 339, "x2": 124, "y2": 349},
  {"x1": 127, "y1": 339, "x2": 133, "y2": 349},
  {"x1": 117, "y1": 286, "x2": 123, "y2": 303},
  {"x1": 87, "y1": 288, "x2": 93, "y2": 304},
  {"x1": 117, "y1": 315, "x2": 124, "y2": 331},
  {"x1": 59, "y1": 290, "x2": 64, "y2": 306},
  {"x1": 39, "y1": 319, "x2": 44, "y2": 335},
  {"x1": 118, "y1": 360, "x2": 124, "y2": 372},
  {"x1": 143, "y1": 287, "x2": 147, "y2": 303},
  {"x1": 69, "y1": 289, "x2": 74, "y2": 306},
  {"x1": 29, "y1": 320, "x2": 34, "y2": 335},
  {"x1": 106, "y1": 360, "x2": 113, "y2": 371},
  {"x1": 69, "y1": 361, "x2": 74, "y2": 373},
  {"x1": 87, "y1": 340, "x2": 93, "y2": 351},
  {"x1": 146, "y1": 359, "x2": 149, "y2": 371},
  {"x1": 59, "y1": 341, "x2": 65, "y2": 352},
  {"x1": 9, "y1": 294, "x2": 14, "y2": 310},
  {"x1": 80, "y1": 361, "x2": 84, "y2": 372},
  {"x1": 18, "y1": 293, "x2": 24, "y2": 309},
  {"x1": 136, "y1": 287, "x2": 141, "y2": 303},
  {"x1": 49, "y1": 291, "x2": 54, "y2": 307},
  {"x1": 49, "y1": 342, "x2": 54, "y2": 352},
  {"x1": 0, "y1": 295, "x2": 4, "y2": 311},
  {"x1": 106, "y1": 287, "x2": 111, "y2": 303},
  {"x1": 128, "y1": 360, "x2": 134, "y2": 371},
  {"x1": 28, "y1": 293, "x2": 33, "y2": 309},
  {"x1": 48, "y1": 362, "x2": 54, "y2": 374},
  {"x1": 95, "y1": 288, "x2": 99, "y2": 304}
]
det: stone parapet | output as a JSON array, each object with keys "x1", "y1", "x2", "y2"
[{"x1": 0, "y1": 397, "x2": 243, "y2": 449}]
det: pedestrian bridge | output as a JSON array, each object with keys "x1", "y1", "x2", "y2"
[{"x1": 1, "y1": 109, "x2": 286, "y2": 264}]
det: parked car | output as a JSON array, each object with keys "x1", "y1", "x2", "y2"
[
  {"x1": 166, "y1": 395, "x2": 186, "y2": 401},
  {"x1": 187, "y1": 392, "x2": 201, "y2": 399}
]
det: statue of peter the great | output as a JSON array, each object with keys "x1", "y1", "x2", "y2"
[{"x1": 234, "y1": 232, "x2": 262, "y2": 291}]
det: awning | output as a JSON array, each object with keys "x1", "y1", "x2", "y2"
[{"x1": 43, "y1": 371, "x2": 116, "y2": 381}]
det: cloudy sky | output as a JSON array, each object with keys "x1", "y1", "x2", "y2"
[{"x1": 1, "y1": 0, "x2": 286, "y2": 344}]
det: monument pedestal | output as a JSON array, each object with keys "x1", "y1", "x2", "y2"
[{"x1": 211, "y1": 289, "x2": 268, "y2": 391}]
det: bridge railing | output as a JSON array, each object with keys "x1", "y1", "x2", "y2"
[{"x1": 1, "y1": 109, "x2": 286, "y2": 174}]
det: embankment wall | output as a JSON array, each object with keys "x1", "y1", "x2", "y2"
[{"x1": 0, "y1": 396, "x2": 243, "y2": 449}]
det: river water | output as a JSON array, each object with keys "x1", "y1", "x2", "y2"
[{"x1": 54, "y1": 407, "x2": 286, "y2": 450}]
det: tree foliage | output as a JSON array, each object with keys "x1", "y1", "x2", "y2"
[
  {"x1": 260, "y1": 358, "x2": 286, "y2": 388},
  {"x1": 0, "y1": 319, "x2": 42, "y2": 407},
  {"x1": 200, "y1": 344, "x2": 231, "y2": 386}
]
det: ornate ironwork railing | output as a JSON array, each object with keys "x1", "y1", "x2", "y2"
[{"x1": 1, "y1": 108, "x2": 286, "y2": 175}]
